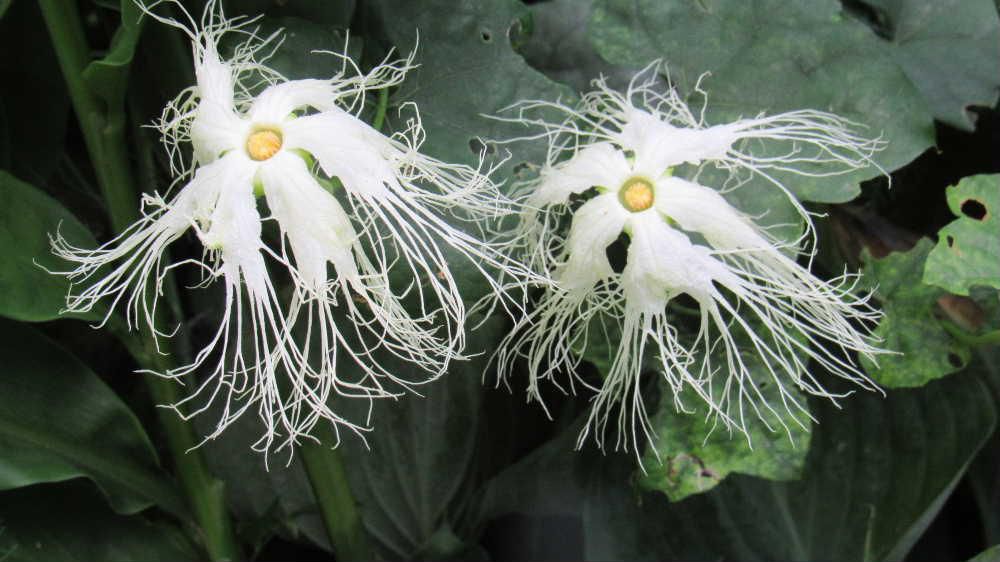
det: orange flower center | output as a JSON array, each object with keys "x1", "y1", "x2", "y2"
[
  {"x1": 246, "y1": 128, "x2": 283, "y2": 161},
  {"x1": 619, "y1": 177, "x2": 654, "y2": 212}
]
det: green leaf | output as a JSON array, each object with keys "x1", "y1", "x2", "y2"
[
  {"x1": 82, "y1": 1, "x2": 144, "y2": 106},
  {"x1": 924, "y1": 174, "x2": 1000, "y2": 295},
  {"x1": 225, "y1": 0, "x2": 356, "y2": 28},
  {"x1": 258, "y1": 17, "x2": 358, "y2": 82},
  {"x1": 855, "y1": 0, "x2": 1000, "y2": 130},
  {"x1": 0, "y1": 318, "x2": 185, "y2": 517},
  {"x1": 370, "y1": 0, "x2": 573, "y2": 177},
  {"x1": 583, "y1": 372, "x2": 997, "y2": 561},
  {"x1": 0, "y1": 481, "x2": 198, "y2": 562},
  {"x1": 639, "y1": 378, "x2": 811, "y2": 502},
  {"x1": 968, "y1": 545, "x2": 1000, "y2": 562},
  {"x1": 862, "y1": 239, "x2": 971, "y2": 387},
  {"x1": 333, "y1": 316, "x2": 505, "y2": 560},
  {"x1": 518, "y1": 0, "x2": 635, "y2": 93},
  {"x1": 967, "y1": 346, "x2": 1000, "y2": 547},
  {"x1": 589, "y1": 0, "x2": 934, "y2": 204},
  {"x1": 0, "y1": 171, "x2": 99, "y2": 322}
]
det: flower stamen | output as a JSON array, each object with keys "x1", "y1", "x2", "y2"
[
  {"x1": 619, "y1": 177, "x2": 655, "y2": 212},
  {"x1": 246, "y1": 128, "x2": 283, "y2": 161}
]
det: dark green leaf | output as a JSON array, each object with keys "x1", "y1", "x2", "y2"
[
  {"x1": 370, "y1": 0, "x2": 573, "y2": 178},
  {"x1": 337, "y1": 317, "x2": 505, "y2": 560},
  {"x1": 855, "y1": 0, "x2": 1000, "y2": 130},
  {"x1": 83, "y1": 1, "x2": 144, "y2": 106},
  {"x1": 584, "y1": 372, "x2": 997, "y2": 561},
  {"x1": 0, "y1": 318, "x2": 185, "y2": 517},
  {"x1": 518, "y1": 0, "x2": 635, "y2": 93},
  {"x1": 968, "y1": 544, "x2": 1000, "y2": 562},
  {"x1": 0, "y1": 481, "x2": 198, "y2": 562},
  {"x1": 0, "y1": 171, "x2": 100, "y2": 322},
  {"x1": 862, "y1": 239, "x2": 970, "y2": 387},
  {"x1": 967, "y1": 346, "x2": 1000, "y2": 547},
  {"x1": 924, "y1": 174, "x2": 1000, "y2": 295},
  {"x1": 225, "y1": 0, "x2": 356, "y2": 28},
  {"x1": 589, "y1": 0, "x2": 933, "y2": 204}
]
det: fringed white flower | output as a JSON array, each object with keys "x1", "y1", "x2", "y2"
[
  {"x1": 493, "y1": 63, "x2": 889, "y2": 454},
  {"x1": 49, "y1": 0, "x2": 532, "y2": 455}
]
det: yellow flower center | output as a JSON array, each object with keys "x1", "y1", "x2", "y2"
[
  {"x1": 619, "y1": 177, "x2": 654, "y2": 212},
  {"x1": 246, "y1": 128, "x2": 283, "y2": 161}
]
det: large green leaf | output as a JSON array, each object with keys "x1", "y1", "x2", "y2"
[
  {"x1": 583, "y1": 372, "x2": 997, "y2": 561},
  {"x1": 855, "y1": 0, "x2": 1000, "y2": 130},
  {"x1": 336, "y1": 317, "x2": 504, "y2": 560},
  {"x1": 83, "y1": 1, "x2": 144, "y2": 106},
  {"x1": 0, "y1": 319, "x2": 185, "y2": 517},
  {"x1": 862, "y1": 239, "x2": 971, "y2": 387},
  {"x1": 518, "y1": 0, "x2": 635, "y2": 93},
  {"x1": 589, "y1": 0, "x2": 933, "y2": 204},
  {"x1": 639, "y1": 379, "x2": 811, "y2": 502},
  {"x1": 370, "y1": 0, "x2": 572, "y2": 177},
  {"x1": 967, "y1": 346, "x2": 1000, "y2": 548},
  {"x1": 0, "y1": 171, "x2": 99, "y2": 322},
  {"x1": 924, "y1": 174, "x2": 1000, "y2": 295},
  {"x1": 0, "y1": 481, "x2": 198, "y2": 562}
]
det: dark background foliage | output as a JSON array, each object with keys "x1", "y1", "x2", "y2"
[{"x1": 0, "y1": 0, "x2": 998, "y2": 561}]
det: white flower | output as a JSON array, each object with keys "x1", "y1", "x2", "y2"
[
  {"x1": 494, "y1": 64, "x2": 888, "y2": 453},
  {"x1": 49, "y1": 1, "x2": 532, "y2": 454}
]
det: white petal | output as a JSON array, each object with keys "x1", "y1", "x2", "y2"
[
  {"x1": 618, "y1": 108, "x2": 739, "y2": 175},
  {"x1": 201, "y1": 154, "x2": 266, "y2": 290},
  {"x1": 258, "y1": 152, "x2": 358, "y2": 290},
  {"x1": 190, "y1": 49, "x2": 247, "y2": 165},
  {"x1": 248, "y1": 79, "x2": 338, "y2": 124},
  {"x1": 622, "y1": 211, "x2": 734, "y2": 313},
  {"x1": 532, "y1": 142, "x2": 631, "y2": 207},
  {"x1": 282, "y1": 110, "x2": 397, "y2": 197},
  {"x1": 557, "y1": 193, "x2": 629, "y2": 291},
  {"x1": 654, "y1": 176, "x2": 772, "y2": 252}
]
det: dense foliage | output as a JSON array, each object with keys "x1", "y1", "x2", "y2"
[{"x1": 0, "y1": 0, "x2": 998, "y2": 560}]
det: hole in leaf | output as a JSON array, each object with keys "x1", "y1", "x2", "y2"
[
  {"x1": 480, "y1": 28, "x2": 493, "y2": 43},
  {"x1": 946, "y1": 235, "x2": 955, "y2": 248},
  {"x1": 947, "y1": 352, "x2": 963, "y2": 369},
  {"x1": 468, "y1": 138, "x2": 496, "y2": 156},
  {"x1": 960, "y1": 199, "x2": 987, "y2": 220}
]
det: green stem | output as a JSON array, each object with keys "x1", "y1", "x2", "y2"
[
  {"x1": 300, "y1": 429, "x2": 372, "y2": 562},
  {"x1": 372, "y1": 87, "x2": 389, "y2": 132},
  {"x1": 38, "y1": 0, "x2": 135, "y2": 233},
  {"x1": 40, "y1": 3, "x2": 239, "y2": 560},
  {"x1": 942, "y1": 320, "x2": 1000, "y2": 347}
]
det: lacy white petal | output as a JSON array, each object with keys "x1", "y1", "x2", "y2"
[
  {"x1": 248, "y1": 79, "x2": 338, "y2": 124},
  {"x1": 533, "y1": 142, "x2": 630, "y2": 207},
  {"x1": 190, "y1": 49, "x2": 248, "y2": 165},
  {"x1": 282, "y1": 109, "x2": 397, "y2": 197},
  {"x1": 258, "y1": 152, "x2": 358, "y2": 290},
  {"x1": 622, "y1": 211, "x2": 733, "y2": 313},
  {"x1": 558, "y1": 193, "x2": 629, "y2": 291},
  {"x1": 654, "y1": 176, "x2": 772, "y2": 252},
  {"x1": 619, "y1": 108, "x2": 738, "y2": 175}
]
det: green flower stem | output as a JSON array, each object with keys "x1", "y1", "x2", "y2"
[
  {"x1": 941, "y1": 320, "x2": 1000, "y2": 347},
  {"x1": 300, "y1": 428, "x2": 372, "y2": 562},
  {"x1": 373, "y1": 87, "x2": 390, "y2": 132},
  {"x1": 40, "y1": 3, "x2": 240, "y2": 560},
  {"x1": 38, "y1": 0, "x2": 135, "y2": 233}
]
